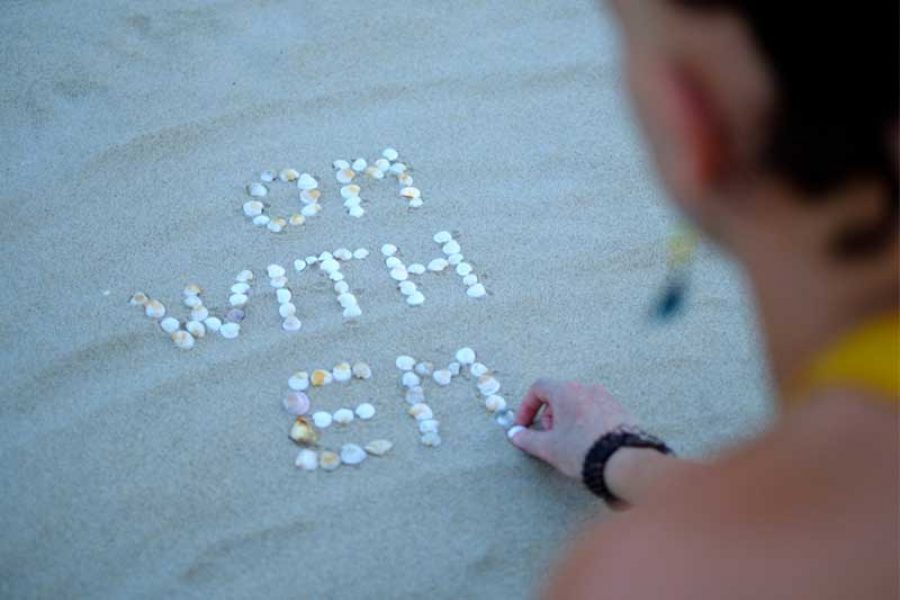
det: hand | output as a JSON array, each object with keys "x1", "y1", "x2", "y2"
[{"x1": 510, "y1": 379, "x2": 638, "y2": 479}]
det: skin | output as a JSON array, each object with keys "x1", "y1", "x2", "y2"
[{"x1": 510, "y1": 1, "x2": 899, "y2": 598}]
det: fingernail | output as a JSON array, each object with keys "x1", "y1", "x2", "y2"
[{"x1": 507, "y1": 425, "x2": 526, "y2": 442}]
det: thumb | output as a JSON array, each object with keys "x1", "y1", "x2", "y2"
[{"x1": 509, "y1": 427, "x2": 552, "y2": 462}]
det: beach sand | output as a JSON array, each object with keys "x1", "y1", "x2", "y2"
[{"x1": 0, "y1": 1, "x2": 771, "y2": 597}]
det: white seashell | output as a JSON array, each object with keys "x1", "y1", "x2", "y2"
[
  {"x1": 337, "y1": 293, "x2": 358, "y2": 309},
  {"x1": 231, "y1": 282, "x2": 250, "y2": 294},
  {"x1": 485, "y1": 395, "x2": 507, "y2": 412},
  {"x1": 282, "y1": 316, "x2": 302, "y2": 331},
  {"x1": 405, "y1": 386, "x2": 425, "y2": 405},
  {"x1": 352, "y1": 362, "x2": 372, "y2": 380},
  {"x1": 129, "y1": 292, "x2": 149, "y2": 307},
  {"x1": 355, "y1": 403, "x2": 375, "y2": 420},
  {"x1": 348, "y1": 205, "x2": 365, "y2": 218},
  {"x1": 409, "y1": 198, "x2": 424, "y2": 209},
  {"x1": 186, "y1": 321, "x2": 206, "y2": 338},
  {"x1": 470, "y1": 363, "x2": 489, "y2": 377},
  {"x1": 300, "y1": 189, "x2": 321, "y2": 204},
  {"x1": 260, "y1": 170, "x2": 276, "y2": 183},
  {"x1": 433, "y1": 369, "x2": 452, "y2": 386},
  {"x1": 204, "y1": 317, "x2": 222, "y2": 333},
  {"x1": 311, "y1": 369, "x2": 332, "y2": 385},
  {"x1": 319, "y1": 451, "x2": 341, "y2": 471},
  {"x1": 220, "y1": 322, "x2": 240, "y2": 339},
  {"x1": 442, "y1": 240, "x2": 461, "y2": 255},
  {"x1": 333, "y1": 408, "x2": 355, "y2": 425},
  {"x1": 319, "y1": 251, "x2": 334, "y2": 262},
  {"x1": 160, "y1": 317, "x2": 180, "y2": 334},
  {"x1": 418, "y1": 419, "x2": 440, "y2": 434},
  {"x1": 463, "y1": 274, "x2": 479, "y2": 287},
  {"x1": 507, "y1": 425, "x2": 526, "y2": 441},
  {"x1": 398, "y1": 173, "x2": 414, "y2": 186},
  {"x1": 433, "y1": 231, "x2": 453, "y2": 244},
  {"x1": 332, "y1": 362, "x2": 352, "y2": 383},
  {"x1": 172, "y1": 330, "x2": 195, "y2": 350},
  {"x1": 333, "y1": 159, "x2": 350, "y2": 170},
  {"x1": 395, "y1": 355, "x2": 416, "y2": 371},
  {"x1": 407, "y1": 263, "x2": 426, "y2": 275},
  {"x1": 406, "y1": 291, "x2": 425, "y2": 306},
  {"x1": 398, "y1": 281, "x2": 417, "y2": 296},
  {"x1": 401, "y1": 372, "x2": 421, "y2": 388},
  {"x1": 340, "y1": 184, "x2": 361, "y2": 199},
  {"x1": 266, "y1": 219, "x2": 285, "y2": 234},
  {"x1": 267, "y1": 264, "x2": 286, "y2": 279},
  {"x1": 343, "y1": 304, "x2": 362, "y2": 319},
  {"x1": 448, "y1": 253, "x2": 464, "y2": 266},
  {"x1": 408, "y1": 403, "x2": 433, "y2": 421},
  {"x1": 312, "y1": 411, "x2": 332, "y2": 428},
  {"x1": 289, "y1": 214, "x2": 305, "y2": 226},
  {"x1": 333, "y1": 248, "x2": 353, "y2": 261},
  {"x1": 329, "y1": 271, "x2": 345, "y2": 282},
  {"x1": 456, "y1": 263, "x2": 473, "y2": 277},
  {"x1": 390, "y1": 267, "x2": 409, "y2": 282},
  {"x1": 295, "y1": 448, "x2": 318, "y2": 471},
  {"x1": 319, "y1": 258, "x2": 340, "y2": 274},
  {"x1": 288, "y1": 371, "x2": 310, "y2": 391},
  {"x1": 229, "y1": 293, "x2": 248, "y2": 307},
  {"x1": 243, "y1": 200, "x2": 264, "y2": 217},
  {"x1": 381, "y1": 243, "x2": 398, "y2": 257},
  {"x1": 334, "y1": 281, "x2": 350, "y2": 294},
  {"x1": 305, "y1": 256, "x2": 318, "y2": 266},
  {"x1": 455, "y1": 347, "x2": 476, "y2": 365},
  {"x1": 300, "y1": 203, "x2": 320, "y2": 218},
  {"x1": 365, "y1": 439, "x2": 393, "y2": 456},
  {"x1": 276, "y1": 288, "x2": 292, "y2": 304},
  {"x1": 495, "y1": 409, "x2": 515, "y2": 429},
  {"x1": 385, "y1": 256, "x2": 403, "y2": 269},
  {"x1": 270, "y1": 276, "x2": 287, "y2": 288},
  {"x1": 235, "y1": 269, "x2": 254, "y2": 283},
  {"x1": 351, "y1": 158, "x2": 367, "y2": 171},
  {"x1": 336, "y1": 168, "x2": 355, "y2": 184},
  {"x1": 296, "y1": 173, "x2": 318, "y2": 190},
  {"x1": 414, "y1": 361, "x2": 434, "y2": 376},
  {"x1": 247, "y1": 182, "x2": 268, "y2": 197},
  {"x1": 400, "y1": 186, "x2": 421, "y2": 199},
  {"x1": 279, "y1": 168, "x2": 299, "y2": 182},
  {"x1": 294, "y1": 259, "x2": 307, "y2": 272},
  {"x1": 279, "y1": 303, "x2": 297, "y2": 318},
  {"x1": 447, "y1": 362, "x2": 461, "y2": 376},
  {"x1": 353, "y1": 248, "x2": 369, "y2": 260},
  {"x1": 427, "y1": 258, "x2": 448, "y2": 272},
  {"x1": 477, "y1": 375, "x2": 501, "y2": 396},
  {"x1": 145, "y1": 299, "x2": 166, "y2": 319},
  {"x1": 190, "y1": 306, "x2": 209, "y2": 322},
  {"x1": 252, "y1": 214, "x2": 270, "y2": 226},
  {"x1": 467, "y1": 284, "x2": 487, "y2": 298},
  {"x1": 382, "y1": 147, "x2": 399, "y2": 161},
  {"x1": 340, "y1": 444, "x2": 367, "y2": 465},
  {"x1": 374, "y1": 158, "x2": 391, "y2": 172},
  {"x1": 420, "y1": 432, "x2": 442, "y2": 447},
  {"x1": 389, "y1": 162, "x2": 407, "y2": 175},
  {"x1": 364, "y1": 166, "x2": 382, "y2": 178}
]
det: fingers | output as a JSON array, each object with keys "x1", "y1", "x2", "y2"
[
  {"x1": 516, "y1": 378, "x2": 560, "y2": 426},
  {"x1": 509, "y1": 427, "x2": 551, "y2": 462}
]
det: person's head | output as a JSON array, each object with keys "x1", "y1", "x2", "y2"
[{"x1": 607, "y1": 0, "x2": 898, "y2": 270}]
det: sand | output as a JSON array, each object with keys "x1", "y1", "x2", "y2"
[{"x1": 0, "y1": 1, "x2": 771, "y2": 598}]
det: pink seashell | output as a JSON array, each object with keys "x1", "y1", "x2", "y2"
[{"x1": 283, "y1": 392, "x2": 310, "y2": 416}]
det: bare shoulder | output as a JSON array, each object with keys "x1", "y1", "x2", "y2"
[{"x1": 544, "y1": 390, "x2": 899, "y2": 600}]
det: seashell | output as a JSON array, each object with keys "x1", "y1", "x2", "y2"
[
  {"x1": 363, "y1": 166, "x2": 380, "y2": 177},
  {"x1": 374, "y1": 158, "x2": 391, "y2": 172},
  {"x1": 253, "y1": 215, "x2": 271, "y2": 226},
  {"x1": 414, "y1": 361, "x2": 434, "y2": 376},
  {"x1": 408, "y1": 403, "x2": 433, "y2": 421},
  {"x1": 401, "y1": 371, "x2": 421, "y2": 388},
  {"x1": 400, "y1": 186, "x2": 421, "y2": 199},
  {"x1": 456, "y1": 263, "x2": 473, "y2": 277},
  {"x1": 418, "y1": 419, "x2": 440, "y2": 434},
  {"x1": 295, "y1": 448, "x2": 318, "y2": 471},
  {"x1": 398, "y1": 173, "x2": 414, "y2": 186},
  {"x1": 355, "y1": 403, "x2": 375, "y2": 420},
  {"x1": 333, "y1": 159, "x2": 350, "y2": 170},
  {"x1": 129, "y1": 292, "x2": 149, "y2": 306},
  {"x1": 334, "y1": 281, "x2": 350, "y2": 294},
  {"x1": 186, "y1": 320, "x2": 206, "y2": 338},
  {"x1": 300, "y1": 189, "x2": 321, "y2": 203},
  {"x1": 319, "y1": 258, "x2": 341, "y2": 274},
  {"x1": 477, "y1": 374, "x2": 501, "y2": 396},
  {"x1": 288, "y1": 371, "x2": 310, "y2": 391},
  {"x1": 336, "y1": 168, "x2": 355, "y2": 184},
  {"x1": 467, "y1": 284, "x2": 487, "y2": 298},
  {"x1": 289, "y1": 214, "x2": 305, "y2": 226},
  {"x1": 352, "y1": 248, "x2": 369, "y2": 260},
  {"x1": 420, "y1": 432, "x2": 442, "y2": 447},
  {"x1": 462, "y1": 274, "x2": 479, "y2": 287},
  {"x1": 390, "y1": 267, "x2": 409, "y2": 282},
  {"x1": 296, "y1": 173, "x2": 318, "y2": 190},
  {"x1": 312, "y1": 411, "x2": 333, "y2": 428},
  {"x1": 224, "y1": 308, "x2": 245, "y2": 323},
  {"x1": 319, "y1": 450, "x2": 341, "y2": 471},
  {"x1": 385, "y1": 256, "x2": 403, "y2": 269},
  {"x1": 229, "y1": 293, "x2": 248, "y2": 307},
  {"x1": 247, "y1": 182, "x2": 268, "y2": 197},
  {"x1": 427, "y1": 258, "x2": 448, "y2": 272},
  {"x1": 267, "y1": 219, "x2": 285, "y2": 234},
  {"x1": 495, "y1": 409, "x2": 515, "y2": 429},
  {"x1": 433, "y1": 231, "x2": 453, "y2": 244},
  {"x1": 270, "y1": 276, "x2": 287, "y2": 288},
  {"x1": 381, "y1": 243, "x2": 398, "y2": 257},
  {"x1": 447, "y1": 362, "x2": 461, "y2": 376},
  {"x1": 279, "y1": 168, "x2": 299, "y2": 182},
  {"x1": 160, "y1": 317, "x2": 180, "y2": 334},
  {"x1": 333, "y1": 248, "x2": 353, "y2": 261},
  {"x1": 294, "y1": 259, "x2": 307, "y2": 272},
  {"x1": 406, "y1": 291, "x2": 425, "y2": 306},
  {"x1": 342, "y1": 304, "x2": 362, "y2": 319},
  {"x1": 433, "y1": 369, "x2": 452, "y2": 386},
  {"x1": 220, "y1": 322, "x2": 240, "y2": 339},
  {"x1": 172, "y1": 330, "x2": 195, "y2": 350},
  {"x1": 340, "y1": 444, "x2": 367, "y2": 466},
  {"x1": 243, "y1": 200, "x2": 264, "y2": 217},
  {"x1": 448, "y1": 256, "x2": 464, "y2": 269},
  {"x1": 407, "y1": 263, "x2": 426, "y2": 275},
  {"x1": 333, "y1": 408, "x2": 355, "y2": 425},
  {"x1": 311, "y1": 369, "x2": 332, "y2": 386},
  {"x1": 507, "y1": 425, "x2": 526, "y2": 440},
  {"x1": 319, "y1": 251, "x2": 334, "y2": 262},
  {"x1": 190, "y1": 306, "x2": 209, "y2": 322},
  {"x1": 340, "y1": 184, "x2": 361, "y2": 199},
  {"x1": 405, "y1": 386, "x2": 425, "y2": 405},
  {"x1": 442, "y1": 240, "x2": 462, "y2": 255},
  {"x1": 395, "y1": 355, "x2": 416, "y2": 371},
  {"x1": 470, "y1": 362, "x2": 489, "y2": 377},
  {"x1": 455, "y1": 347, "x2": 476, "y2": 365},
  {"x1": 409, "y1": 198, "x2": 424, "y2": 208},
  {"x1": 348, "y1": 205, "x2": 365, "y2": 218},
  {"x1": 351, "y1": 158, "x2": 367, "y2": 172},
  {"x1": 231, "y1": 282, "x2": 250, "y2": 294},
  {"x1": 145, "y1": 299, "x2": 166, "y2": 319},
  {"x1": 398, "y1": 281, "x2": 417, "y2": 296},
  {"x1": 204, "y1": 317, "x2": 222, "y2": 333},
  {"x1": 300, "y1": 204, "x2": 320, "y2": 218},
  {"x1": 332, "y1": 362, "x2": 352, "y2": 383},
  {"x1": 267, "y1": 264, "x2": 286, "y2": 279},
  {"x1": 183, "y1": 284, "x2": 202, "y2": 297},
  {"x1": 352, "y1": 362, "x2": 372, "y2": 380},
  {"x1": 484, "y1": 395, "x2": 507, "y2": 412},
  {"x1": 276, "y1": 288, "x2": 292, "y2": 304},
  {"x1": 389, "y1": 163, "x2": 407, "y2": 176},
  {"x1": 284, "y1": 391, "x2": 310, "y2": 416},
  {"x1": 235, "y1": 269, "x2": 254, "y2": 282},
  {"x1": 382, "y1": 147, "x2": 399, "y2": 161},
  {"x1": 305, "y1": 256, "x2": 318, "y2": 266},
  {"x1": 365, "y1": 439, "x2": 393, "y2": 456},
  {"x1": 282, "y1": 316, "x2": 302, "y2": 331},
  {"x1": 279, "y1": 303, "x2": 296, "y2": 318}
]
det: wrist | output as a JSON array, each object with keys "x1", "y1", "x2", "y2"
[{"x1": 605, "y1": 446, "x2": 678, "y2": 506}]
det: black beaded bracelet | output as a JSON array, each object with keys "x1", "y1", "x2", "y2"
[{"x1": 581, "y1": 426, "x2": 674, "y2": 509}]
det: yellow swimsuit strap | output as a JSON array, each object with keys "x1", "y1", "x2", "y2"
[{"x1": 788, "y1": 311, "x2": 900, "y2": 407}]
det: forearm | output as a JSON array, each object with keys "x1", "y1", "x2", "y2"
[{"x1": 604, "y1": 447, "x2": 698, "y2": 507}]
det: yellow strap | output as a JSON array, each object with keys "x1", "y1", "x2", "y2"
[{"x1": 789, "y1": 312, "x2": 900, "y2": 407}]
